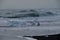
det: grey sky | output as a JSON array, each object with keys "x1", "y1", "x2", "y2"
[{"x1": 0, "y1": 0, "x2": 60, "y2": 9}]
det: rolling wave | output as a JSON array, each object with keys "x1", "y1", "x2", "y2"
[
  {"x1": 0, "y1": 9, "x2": 60, "y2": 27},
  {"x1": 0, "y1": 9, "x2": 57, "y2": 18}
]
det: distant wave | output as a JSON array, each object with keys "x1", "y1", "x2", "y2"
[{"x1": 0, "y1": 9, "x2": 58, "y2": 18}]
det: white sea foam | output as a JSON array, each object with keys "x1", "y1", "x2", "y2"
[{"x1": 0, "y1": 9, "x2": 60, "y2": 27}]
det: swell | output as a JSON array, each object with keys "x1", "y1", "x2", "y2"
[{"x1": 0, "y1": 10, "x2": 56, "y2": 18}]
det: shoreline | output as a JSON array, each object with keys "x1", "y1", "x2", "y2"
[{"x1": 0, "y1": 26, "x2": 60, "y2": 36}]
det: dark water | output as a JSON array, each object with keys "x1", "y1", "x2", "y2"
[{"x1": 0, "y1": 9, "x2": 57, "y2": 18}]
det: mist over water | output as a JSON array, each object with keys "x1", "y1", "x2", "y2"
[{"x1": 0, "y1": 0, "x2": 60, "y2": 9}]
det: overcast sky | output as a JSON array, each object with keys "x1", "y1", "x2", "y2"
[{"x1": 0, "y1": 0, "x2": 60, "y2": 9}]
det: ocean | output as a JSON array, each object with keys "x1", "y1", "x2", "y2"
[{"x1": 0, "y1": 8, "x2": 60, "y2": 27}]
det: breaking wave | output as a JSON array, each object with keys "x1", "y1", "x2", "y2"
[{"x1": 0, "y1": 8, "x2": 60, "y2": 27}]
